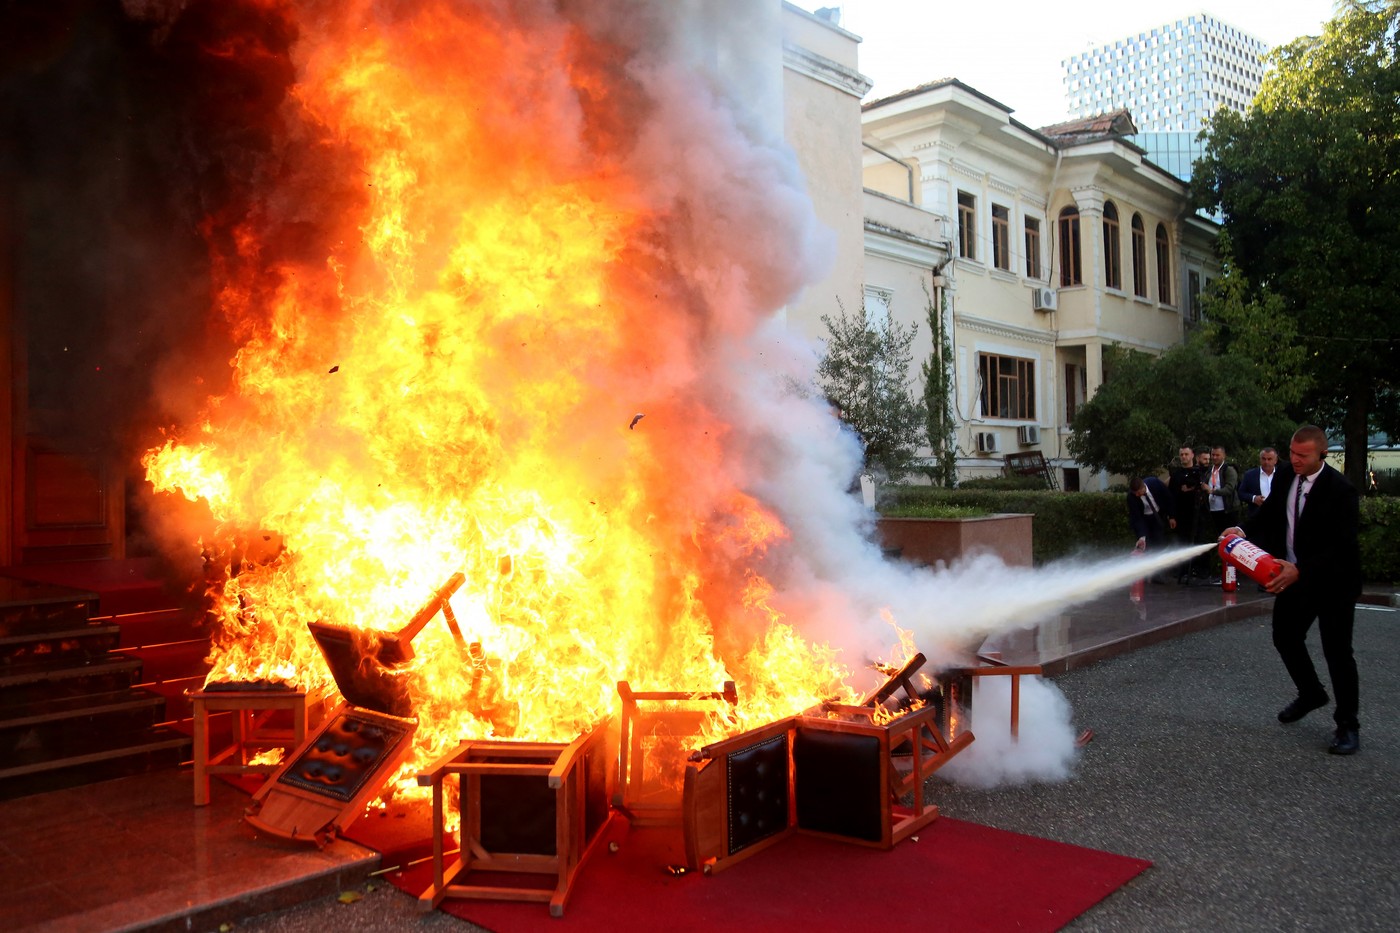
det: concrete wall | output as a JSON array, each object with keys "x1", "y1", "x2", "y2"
[
  {"x1": 875, "y1": 514, "x2": 1034, "y2": 568},
  {"x1": 780, "y1": 4, "x2": 870, "y2": 342}
]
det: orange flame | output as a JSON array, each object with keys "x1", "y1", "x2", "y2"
[{"x1": 143, "y1": 0, "x2": 887, "y2": 785}]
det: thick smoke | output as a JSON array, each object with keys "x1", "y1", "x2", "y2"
[{"x1": 565, "y1": 0, "x2": 1153, "y2": 785}]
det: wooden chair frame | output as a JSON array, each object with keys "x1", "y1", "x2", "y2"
[
  {"x1": 940, "y1": 654, "x2": 1044, "y2": 740},
  {"x1": 190, "y1": 686, "x2": 315, "y2": 806},
  {"x1": 794, "y1": 701, "x2": 972, "y2": 849},
  {"x1": 681, "y1": 653, "x2": 979, "y2": 871},
  {"x1": 614, "y1": 680, "x2": 736, "y2": 827},
  {"x1": 790, "y1": 651, "x2": 973, "y2": 849},
  {"x1": 243, "y1": 702, "x2": 416, "y2": 847},
  {"x1": 682, "y1": 716, "x2": 796, "y2": 874},
  {"x1": 416, "y1": 719, "x2": 613, "y2": 918}
]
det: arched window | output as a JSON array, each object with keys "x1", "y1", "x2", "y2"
[
  {"x1": 1102, "y1": 201, "x2": 1122, "y2": 290},
  {"x1": 1131, "y1": 214, "x2": 1147, "y2": 297},
  {"x1": 1155, "y1": 223, "x2": 1173, "y2": 304},
  {"x1": 1058, "y1": 206, "x2": 1082, "y2": 287}
]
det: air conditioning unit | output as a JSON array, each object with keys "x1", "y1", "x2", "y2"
[
  {"x1": 975, "y1": 431, "x2": 1000, "y2": 453},
  {"x1": 1017, "y1": 424, "x2": 1041, "y2": 445},
  {"x1": 1031, "y1": 287, "x2": 1058, "y2": 312}
]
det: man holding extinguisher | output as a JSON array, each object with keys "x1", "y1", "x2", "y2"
[{"x1": 1220, "y1": 425, "x2": 1362, "y2": 755}]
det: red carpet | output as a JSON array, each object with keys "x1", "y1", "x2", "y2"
[{"x1": 380, "y1": 816, "x2": 1150, "y2": 933}]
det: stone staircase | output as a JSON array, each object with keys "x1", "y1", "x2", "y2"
[{"x1": 0, "y1": 560, "x2": 211, "y2": 800}]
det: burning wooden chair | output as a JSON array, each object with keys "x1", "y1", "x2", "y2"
[
  {"x1": 242, "y1": 573, "x2": 465, "y2": 846},
  {"x1": 189, "y1": 682, "x2": 325, "y2": 806},
  {"x1": 415, "y1": 720, "x2": 613, "y2": 918},
  {"x1": 681, "y1": 652, "x2": 975, "y2": 874},
  {"x1": 303, "y1": 572, "x2": 469, "y2": 718},
  {"x1": 615, "y1": 680, "x2": 737, "y2": 828},
  {"x1": 243, "y1": 704, "x2": 417, "y2": 846},
  {"x1": 682, "y1": 716, "x2": 796, "y2": 874},
  {"x1": 792, "y1": 652, "x2": 973, "y2": 849}
]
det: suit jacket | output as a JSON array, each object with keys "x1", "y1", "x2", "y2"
[
  {"x1": 1237, "y1": 466, "x2": 1277, "y2": 520},
  {"x1": 1127, "y1": 475, "x2": 1174, "y2": 540},
  {"x1": 1241, "y1": 462, "x2": 1361, "y2": 598}
]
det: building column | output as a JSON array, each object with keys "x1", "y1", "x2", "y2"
[
  {"x1": 1084, "y1": 338, "x2": 1104, "y2": 400},
  {"x1": 1071, "y1": 187, "x2": 1105, "y2": 328}
]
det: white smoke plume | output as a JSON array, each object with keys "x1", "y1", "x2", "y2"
[{"x1": 938, "y1": 675, "x2": 1079, "y2": 788}]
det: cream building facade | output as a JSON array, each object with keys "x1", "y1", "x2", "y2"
[
  {"x1": 779, "y1": 4, "x2": 948, "y2": 428},
  {"x1": 780, "y1": 5, "x2": 1220, "y2": 490},
  {"x1": 779, "y1": 5, "x2": 875, "y2": 340},
  {"x1": 861, "y1": 83, "x2": 1221, "y2": 489}
]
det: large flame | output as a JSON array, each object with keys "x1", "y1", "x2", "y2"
[{"x1": 143, "y1": 0, "x2": 892, "y2": 777}]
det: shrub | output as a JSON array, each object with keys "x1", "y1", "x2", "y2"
[
  {"x1": 958, "y1": 474, "x2": 1048, "y2": 491},
  {"x1": 1359, "y1": 496, "x2": 1400, "y2": 584},
  {"x1": 878, "y1": 503, "x2": 992, "y2": 520}
]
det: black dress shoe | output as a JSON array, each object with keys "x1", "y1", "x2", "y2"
[
  {"x1": 1328, "y1": 728, "x2": 1360, "y2": 755},
  {"x1": 1278, "y1": 693, "x2": 1329, "y2": 723}
]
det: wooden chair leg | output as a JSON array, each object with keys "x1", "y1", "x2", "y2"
[{"x1": 192, "y1": 698, "x2": 210, "y2": 806}]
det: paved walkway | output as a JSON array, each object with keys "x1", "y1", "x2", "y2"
[
  {"x1": 944, "y1": 602, "x2": 1400, "y2": 931},
  {"x1": 2, "y1": 584, "x2": 1394, "y2": 931}
]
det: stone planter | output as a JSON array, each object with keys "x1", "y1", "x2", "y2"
[{"x1": 875, "y1": 514, "x2": 1033, "y2": 568}]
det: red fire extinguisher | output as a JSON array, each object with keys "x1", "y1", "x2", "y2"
[{"x1": 1218, "y1": 534, "x2": 1284, "y2": 587}]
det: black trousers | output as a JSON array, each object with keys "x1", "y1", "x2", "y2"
[
  {"x1": 1271, "y1": 582, "x2": 1359, "y2": 730},
  {"x1": 1176, "y1": 508, "x2": 1208, "y2": 577}
]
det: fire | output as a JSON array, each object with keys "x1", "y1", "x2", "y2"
[{"x1": 143, "y1": 0, "x2": 888, "y2": 785}]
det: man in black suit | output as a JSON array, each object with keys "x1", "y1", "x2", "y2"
[
  {"x1": 1221, "y1": 425, "x2": 1362, "y2": 755},
  {"x1": 1127, "y1": 475, "x2": 1175, "y2": 575},
  {"x1": 1238, "y1": 446, "x2": 1279, "y2": 520}
]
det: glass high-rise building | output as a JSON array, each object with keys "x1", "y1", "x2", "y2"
[{"x1": 1061, "y1": 13, "x2": 1269, "y2": 181}]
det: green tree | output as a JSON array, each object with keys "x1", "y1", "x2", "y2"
[
  {"x1": 920, "y1": 283, "x2": 957, "y2": 487},
  {"x1": 1198, "y1": 232, "x2": 1311, "y2": 409},
  {"x1": 1192, "y1": 3, "x2": 1400, "y2": 486},
  {"x1": 1066, "y1": 341, "x2": 1294, "y2": 477},
  {"x1": 817, "y1": 302, "x2": 927, "y2": 482}
]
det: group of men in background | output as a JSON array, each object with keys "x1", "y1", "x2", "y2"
[{"x1": 1129, "y1": 442, "x2": 1279, "y2": 584}]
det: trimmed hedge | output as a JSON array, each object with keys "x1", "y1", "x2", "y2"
[
  {"x1": 881, "y1": 485, "x2": 1400, "y2": 583},
  {"x1": 1359, "y1": 496, "x2": 1400, "y2": 585},
  {"x1": 877, "y1": 503, "x2": 993, "y2": 519},
  {"x1": 955, "y1": 475, "x2": 1048, "y2": 491}
]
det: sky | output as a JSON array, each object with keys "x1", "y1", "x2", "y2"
[{"x1": 804, "y1": 0, "x2": 1341, "y2": 128}]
